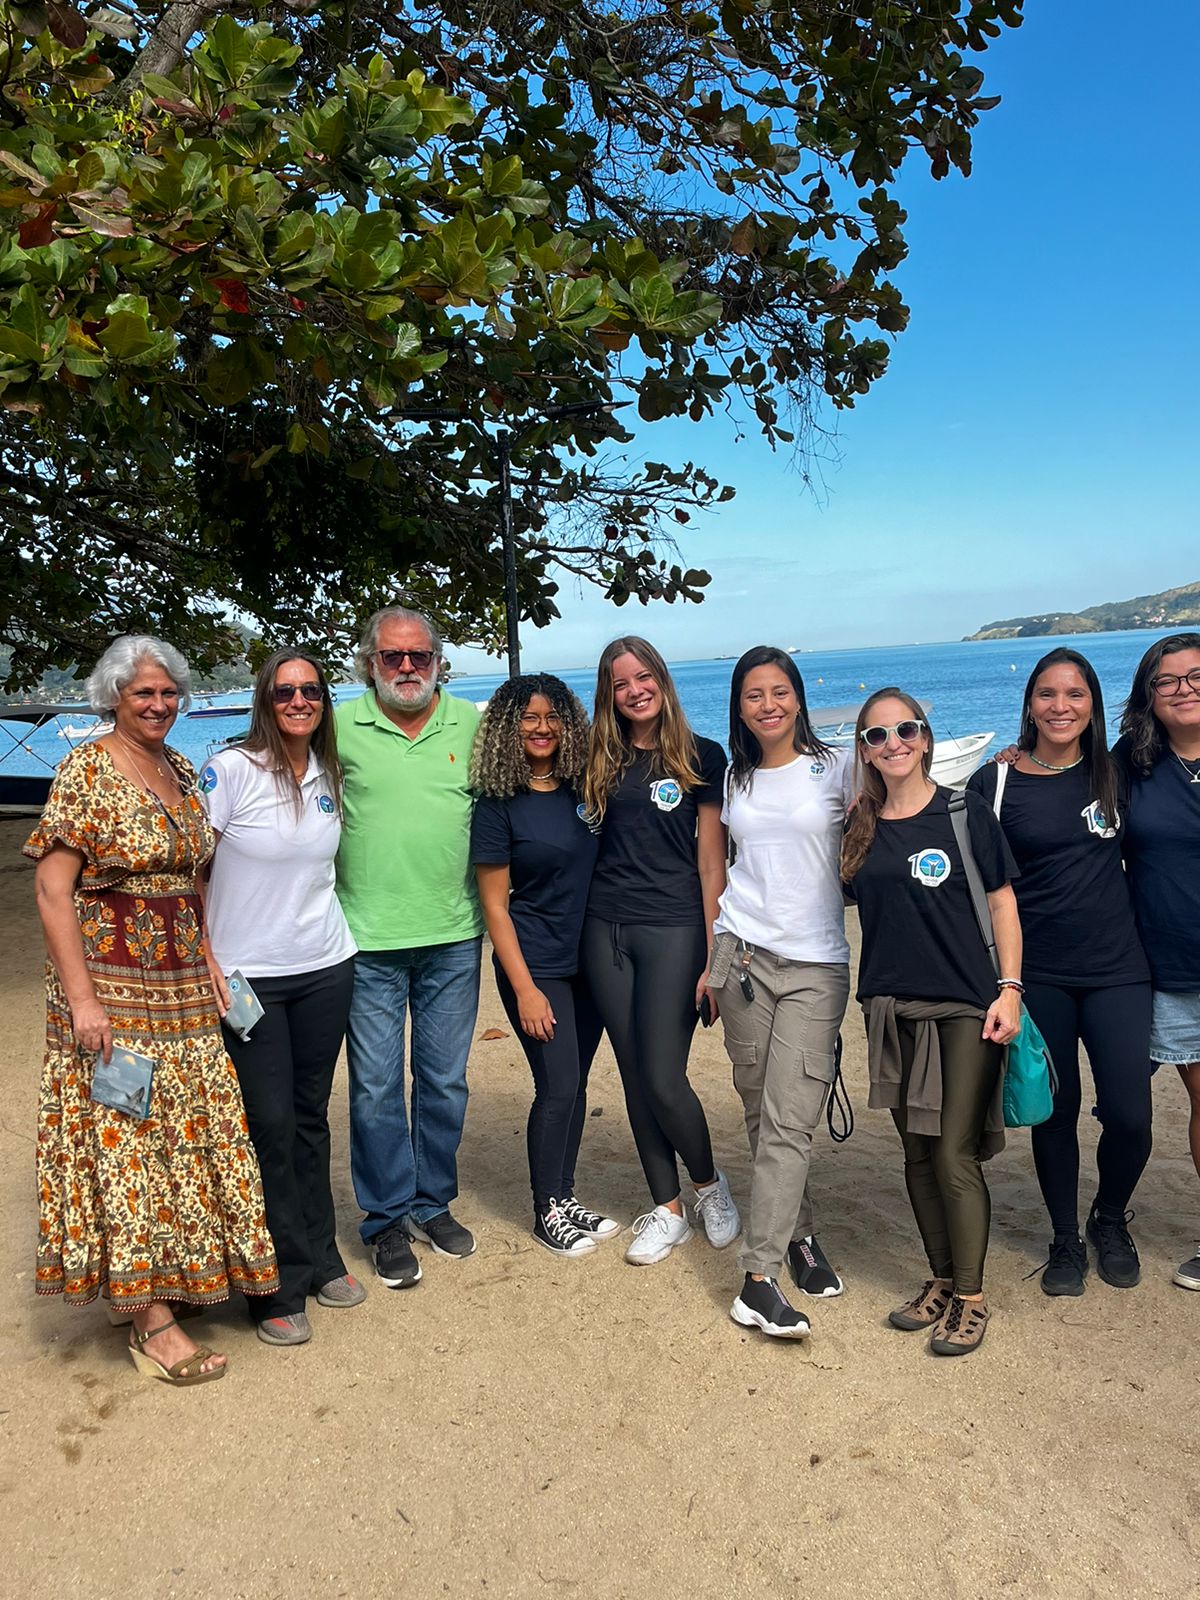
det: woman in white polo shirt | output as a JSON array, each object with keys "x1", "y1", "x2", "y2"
[
  {"x1": 200, "y1": 650, "x2": 359, "y2": 1347},
  {"x1": 707, "y1": 646, "x2": 857, "y2": 1341}
]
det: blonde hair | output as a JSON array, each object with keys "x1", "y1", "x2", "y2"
[
  {"x1": 583, "y1": 637, "x2": 701, "y2": 823},
  {"x1": 840, "y1": 687, "x2": 932, "y2": 881}
]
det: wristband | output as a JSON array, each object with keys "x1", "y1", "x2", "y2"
[{"x1": 996, "y1": 978, "x2": 1024, "y2": 994}]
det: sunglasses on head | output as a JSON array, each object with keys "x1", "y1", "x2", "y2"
[
  {"x1": 272, "y1": 682, "x2": 323, "y2": 704},
  {"x1": 376, "y1": 648, "x2": 436, "y2": 673},
  {"x1": 859, "y1": 719, "x2": 926, "y2": 748}
]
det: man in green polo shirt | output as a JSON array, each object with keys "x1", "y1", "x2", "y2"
[{"x1": 335, "y1": 605, "x2": 483, "y2": 1291}]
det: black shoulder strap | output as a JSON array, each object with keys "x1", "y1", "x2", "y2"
[{"x1": 948, "y1": 790, "x2": 999, "y2": 976}]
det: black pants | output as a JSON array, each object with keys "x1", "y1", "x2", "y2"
[
  {"x1": 222, "y1": 957, "x2": 355, "y2": 1319},
  {"x1": 580, "y1": 917, "x2": 715, "y2": 1206},
  {"x1": 494, "y1": 961, "x2": 604, "y2": 1209},
  {"x1": 1025, "y1": 979, "x2": 1154, "y2": 1235}
]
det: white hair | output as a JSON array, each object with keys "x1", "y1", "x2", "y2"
[
  {"x1": 86, "y1": 635, "x2": 193, "y2": 717},
  {"x1": 353, "y1": 606, "x2": 443, "y2": 683}
]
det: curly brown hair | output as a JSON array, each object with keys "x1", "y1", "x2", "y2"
[{"x1": 470, "y1": 674, "x2": 591, "y2": 798}]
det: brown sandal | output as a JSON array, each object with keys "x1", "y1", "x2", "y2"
[
  {"x1": 127, "y1": 1315, "x2": 227, "y2": 1386},
  {"x1": 889, "y1": 1277, "x2": 953, "y2": 1331},
  {"x1": 930, "y1": 1294, "x2": 989, "y2": 1356}
]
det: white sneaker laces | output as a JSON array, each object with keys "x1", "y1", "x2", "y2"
[{"x1": 694, "y1": 1181, "x2": 733, "y2": 1226}]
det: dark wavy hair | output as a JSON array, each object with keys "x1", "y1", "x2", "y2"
[
  {"x1": 1018, "y1": 647, "x2": 1118, "y2": 825},
  {"x1": 236, "y1": 648, "x2": 343, "y2": 817},
  {"x1": 727, "y1": 646, "x2": 832, "y2": 794},
  {"x1": 470, "y1": 673, "x2": 590, "y2": 798},
  {"x1": 841, "y1": 687, "x2": 932, "y2": 880},
  {"x1": 1119, "y1": 631, "x2": 1200, "y2": 775}
]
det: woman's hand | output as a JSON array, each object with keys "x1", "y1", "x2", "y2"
[
  {"x1": 518, "y1": 986, "x2": 556, "y2": 1042},
  {"x1": 982, "y1": 986, "x2": 1022, "y2": 1045},
  {"x1": 71, "y1": 996, "x2": 113, "y2": 1063},
  {"x1": 206, "y1": 954, "x2": 231, "y2": 1018},
  {"x1": 992, "y1": 745, "x2": 1021, "y2": 765},
  {"x1": 695, "y1": 971, "x2": 718, "y2": 1022}
]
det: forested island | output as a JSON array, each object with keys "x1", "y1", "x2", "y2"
[{"x1": 965, "y1": 581, "x2": 1200, "y2": 641}]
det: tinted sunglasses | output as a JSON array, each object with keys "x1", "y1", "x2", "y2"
[
  {"x1": 859, "y1": 719, "x2": 926, "y2": 749},
  {"x1": 272, "y1": 682, "x2": 324, "y2": 704},
  {"x1": 377, "y1": 648, "x2": 436, "y2": 673}
]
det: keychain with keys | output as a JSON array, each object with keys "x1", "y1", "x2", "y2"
[{"x1": 738, "y1": 946, "x2": 755, "y2": 1004}]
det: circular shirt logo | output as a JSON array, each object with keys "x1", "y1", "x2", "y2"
[
  {"x1": 199, "y1": 765, "x2": 218, "y2": 794},
  {"x1": 1081, "y1": 800, "x2": 1119, "y2": 839},
  {"x1": 908, "y1": 848, "x2": 951, "y2": 887},
  {"x1": 576, "y1": 802, "x2": 602, "y2": 836},
  {"x1": 317, "y1": 793, "x2": 335, "y2": 814},
  {"x1": 809, "y1": 762, "x2": 826, "y2": 776},
  {"x1": 650, "y1": 778, "x2": 683, "y2": 812}
]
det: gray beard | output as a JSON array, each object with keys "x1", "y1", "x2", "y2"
[{"x1": 375, "y1": 674, "x2": 437, "y2": 714}]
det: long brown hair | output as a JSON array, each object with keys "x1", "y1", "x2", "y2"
[
  {"x1": 583, "y1": 636, "x2": 701, "y2": 823},
  {"x1": 237, "y1": 649, "x2": 343, "y2": 817},
  {"x1": 1119, "y1": 631, "x2": 1200, "y2": 775},
  {"x1": 1018, "y1": 647, "x2": 1118, "y2": 823},
  {"x1": 840, "y1": 687, "x2": 932, "y2": 880}
]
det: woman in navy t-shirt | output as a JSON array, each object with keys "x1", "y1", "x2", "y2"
[
  {"x1": 1114, "y1": 631, "x2": 1200, "y2": 1291},
  {"x1": 470, "y1": 674, "x2": 617, "y2": 1258},
  {"x1": 971, "y1": 647, "x2": 1151, "y2": 1300}
]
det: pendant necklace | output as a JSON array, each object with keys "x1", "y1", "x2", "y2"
[
  {"x1": 1174, "y1": 750, "x2": 1200, "y2": 785},
  {"x1": 1028, "y1": 750, "x2": 1084, "y2": 773},
  {"x1": 113, "y1": 731, "x2": 183, "y2": 832}
]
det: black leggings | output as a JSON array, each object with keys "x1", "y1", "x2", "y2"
[
  {"x1": 1025, "y1": 980, "x2": 1153, "y2": 1235},
  {"x1": 221, "y1": 957, "x2": 355, "y2": 1320},
  {"x1": 580, "y1": 917, "x2": 715, "y2": 1206},
  {"x1": 494, "y1": 961, "x2": 604, "y2": 1209}
]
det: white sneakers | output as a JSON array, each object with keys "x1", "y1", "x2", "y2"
[
  {"x1": 625, "y1": 1204, "x2": 694, "y2": 1264},
  {"x1": 693, "y1": 1170, "x2": 741, "y2": 1249}
]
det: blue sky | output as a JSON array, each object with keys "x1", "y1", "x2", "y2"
[{"x1": 451, "y1": 0, "x2": 1199, "y2": 675}]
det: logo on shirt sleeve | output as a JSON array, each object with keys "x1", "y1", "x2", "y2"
[
  {"x1": 809, "y1": 762, "x2": 826, "y2": 776},
  {"x1": 649, "y1": 778, "x2": 683, "y2": 812},
  {"x1": 1081, "y1": 800, "x2": 1119, "y2": 839},
  {"x1": 908, "y1": 848, "x2": 951, "y2": 887},
  {"x1": 317, "y1": 793, "x2": 336, "y2": 814},
  {"x1": 199, "y1": 765, "x2": 218, "y2": 794}
]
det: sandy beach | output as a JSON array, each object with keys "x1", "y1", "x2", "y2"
[{"x1": 1, "y1": 812, "x2": 1196, "y2": 1600}]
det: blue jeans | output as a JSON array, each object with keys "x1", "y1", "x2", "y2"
[{"x1": 346, "y1": 938, "x2": 482, "y2": 1242}]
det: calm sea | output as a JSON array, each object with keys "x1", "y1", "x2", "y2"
[{"x1": 1, "y1": 629, "x2": 1162, "y2": 782}]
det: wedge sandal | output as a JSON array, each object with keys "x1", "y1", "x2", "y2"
[{"x1": 127, "y1": 1315, "x2": 227, "y2": 1386}]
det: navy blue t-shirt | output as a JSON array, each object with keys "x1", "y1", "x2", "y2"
[
  {"x1": 848, "y1": 786, "x2": 1018, "y2": 1010},
  {"x1": 967, "y1": 761, "x2": 1148, "y2": 987},
  {"x1": 1113, "y1": 735, "x2": 1200, "y2": 991},
  {"x1": 470, "y1": 786, "x2": 600, "y2": 978}
]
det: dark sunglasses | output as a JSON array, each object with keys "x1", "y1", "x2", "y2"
[
  {"x1": 859, "y1": 719, "x2": 926, "y2": 749},
  {"x1": 272, "y1": 682, "x2": 324, "y2": 704},
  {"x1": 377, "y1": 648, "x2": 436, "y2": 673}
]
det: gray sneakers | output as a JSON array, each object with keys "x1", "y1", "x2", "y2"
[
  {"x1": 256, "y1": 1311, "x2": 312, "y2": 1346},
  {"x1": 316, "y1": 1273, "x2": 367, "y2": 1307},
  {"x1": 1174, "y1": 1248, "x2": 1200, "y2": 1290},
  {"x1": 693, "y1": 1170, "x2": 741, "y2": 1249}
]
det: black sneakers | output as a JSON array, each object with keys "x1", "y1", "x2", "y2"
[
  {"x1": 730, "y1": 1274, "x2": 811, "y2": 1339},
  {"x1": 1086, "y1": 1204, "x2": 1140, "y2": 1288},
  {"x1": 374, "y1": 1222, "x2": 421, "y2": 1289},
  {"x1": 533, "y1": 1202, "x2": 597, "y2": 1257},
  {"x1": 558, "y1": 1195, "x2": 620, "y2": 1238},
  {"x1": 787, "y1": 1235, "x2": 844, "y2": 1298},
  {"x1": 407, "y1": 1210, "x2": 477, "y2": 1258},
  {"x1": 1041, "y1": 1233, "x2": 1088, "y2": 1297}
]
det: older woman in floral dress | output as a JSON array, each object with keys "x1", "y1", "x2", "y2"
[{"x1": 27, "y1": 635, "x2": 278, "y2": 1386}]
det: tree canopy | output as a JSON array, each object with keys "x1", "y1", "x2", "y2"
[{"x1": 0, "y1": 0, "x2": 1021, "y2": 689}]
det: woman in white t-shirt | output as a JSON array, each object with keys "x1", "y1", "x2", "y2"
[
  {"x1": 707, "y1": 646, "x2": 857, "y2": 1340},
  {"x1": 200, "y1": 651, "x2": 359, "y2": 1347}
]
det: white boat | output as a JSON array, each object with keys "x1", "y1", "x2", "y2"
[
  {"x1": 809, "y1": 700, "x2": 993, "y2": 787},
  {"x1": 57, "y1": 720, "x2": 100, "y2": 739}
]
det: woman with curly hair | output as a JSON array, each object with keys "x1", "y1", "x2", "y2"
[
  {"x1": 1114, "y1": 632, "x2": 1200, "y2": 1289},
  {"x1": 470, "y1": 674, "x2": 618, "y2": 1256},
  {"x1": 580, "y1": 638, "x2": 740, "y2": 1266}
]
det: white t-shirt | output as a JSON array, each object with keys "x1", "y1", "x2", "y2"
[
  {"x1": 713, "y1": 746, "x2": 856, "y2": 963},
  {"x1": 200, "y1": 746, "x2": 357, "y2": 978}
]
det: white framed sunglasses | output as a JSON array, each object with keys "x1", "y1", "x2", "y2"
[{"x1": 858, "y1": 718, "x2": 927, "y2": 749}]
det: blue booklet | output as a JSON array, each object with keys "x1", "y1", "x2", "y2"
[
  {"x1": 224, "y1": 970, "x2": 265, "y2": 1042},
  {"x1": 90, "y1": 1047, "x2": 155, "y2": 1120}
]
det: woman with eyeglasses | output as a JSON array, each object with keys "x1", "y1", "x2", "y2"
[
  {"x1": 842, "y1": 689, "x2": 1021, "y2": 1357},
  {"x1": 1113, "y1": 633, "x2": 1200, "y2": 1290},
  {"x1": 200, "y1": 650, "x2": 360, "y2": 1346},
  {"x1": 470, "y1": 674, "x2": 618, "y2": 1256},
  {"x1": 580, "y1": 637, "x2": 741, "y2": 1266},
  {"x1": 968, "y1": 649, "x2": 1150, "y2": 1299},
  {"x1": 708, "y1": 647, "x2": 857, "y2": 1340}
]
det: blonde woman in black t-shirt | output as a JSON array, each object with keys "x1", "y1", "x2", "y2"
[
  {"x1": 843, "y1": 688, "x2": 1022, "y2": 1357},
  {"x1": 580, "y1": 637, "x2": 741, "y2": 1266}
]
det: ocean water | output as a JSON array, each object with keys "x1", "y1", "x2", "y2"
[{"x1": 1, "y1": 629, "x2": 1163, "y2": 782}]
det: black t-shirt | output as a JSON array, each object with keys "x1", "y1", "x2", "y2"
[
  {"x1": 848, "y1": 786, "x2": 1018, "y2": 1009},
  {"x1": 1112, "y1": 735, "x2": 1200, "y2": 991},
  {"x1": 470, "y1": 786, "x2": 600, "y2": 978},
  {"x1": 967, "y1": 762, "x2": 1148, "y2": 987},
  {"x1": 586, "y1": 736, "x2": 726, "y2": 926}
]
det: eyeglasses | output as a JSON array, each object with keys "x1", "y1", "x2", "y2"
[
  {"x1": 272, "y1": 682, "x2": 323, "y2": 704},
  {"x1": 1151, "y1": 669, "x2": 1200, "y2": 696},
  {"x1": 519, "y1": 713, "x2": 563, "y2": 730},
  {"x1": 859, "y1": 719, "x2": 926, "y2": 748},
  {"x1": 376, "y1": 648, "x2": 436, "y2": 673}
]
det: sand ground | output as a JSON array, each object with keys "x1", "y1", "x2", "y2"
[{"x1": 1, "y1": 814, "x2": 1196, "y2": 1600}]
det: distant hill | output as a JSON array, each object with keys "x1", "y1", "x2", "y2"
[{"x1": 964, "y1": 581, "x2": 1200, "y2": 642}]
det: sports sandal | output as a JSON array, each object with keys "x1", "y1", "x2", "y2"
[
  {"x1": 888, "y1": 1277, "x2": 952, "y2": 1331},
  {"x1": 930, "y1": 1295, "x2": 989, "y2": 1357},
  {"x1": 127, "y1": 1315, "x2": 227, "y2": 1386}
]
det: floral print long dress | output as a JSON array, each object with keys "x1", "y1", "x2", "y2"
[{"x1": 25, "y1": 743, "x2": 279, "y2": 1309}]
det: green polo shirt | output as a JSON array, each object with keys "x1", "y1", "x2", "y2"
[{"x1": 334, "y1": 688, "x2": 483, "y2": 950}]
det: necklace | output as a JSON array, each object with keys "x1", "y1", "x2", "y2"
[
  {"x1": 528, "y1": 771, "x2": 557, "y2": 787},
  {"x1": 1028, "y1": 750, "x2": 1084, "y2": 773},
  {"x1": 1173, "y1": 750, "x2": 1200, "y2": 785},
  {"x1": 114, "y1": 727, "x2": 171, "y2": 781}
]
